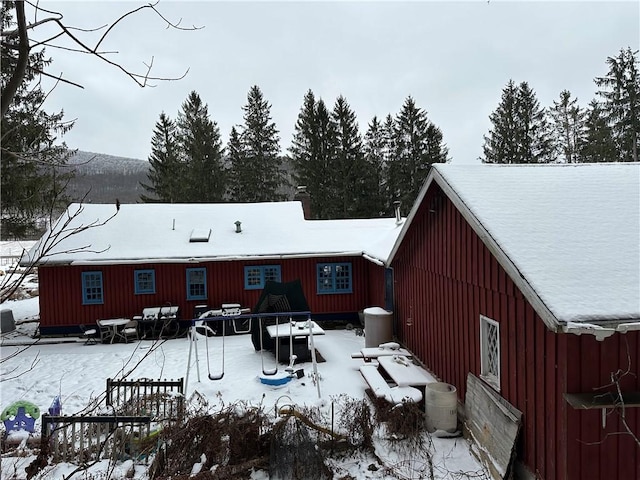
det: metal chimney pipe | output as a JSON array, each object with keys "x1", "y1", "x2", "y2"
[
  {"x1": 294, "y1": 185, "x2": 312, "y2": 220},
  {"x1": 234, "y1": 220, "x2": 242, "y2": 233},
  {"x1": 393, "y1": 201, "x2": 402, "y2": 224}
]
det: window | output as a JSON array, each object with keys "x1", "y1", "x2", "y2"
[
  {"x1": 480, "y1": 315, "x2": 500, "y2": 390},
  {"x1": 82, "y1": 271, "x2": 104, "y2": 305},
  {"x1": 134, "y1": 269, "x2": 156, "y2": 294},
  {"x1": 316, "y1": 262, "x2": 352, "y2": 294},
  {"x1": 244, "y1": 265, "x2": 281, "y2": 290},
  {"x1": 186, "y1": 267, "x2": 207, "y2": 300}
]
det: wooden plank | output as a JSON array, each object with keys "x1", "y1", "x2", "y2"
[
  {"x1": 465, "y1": 373, "x2": 522, "y2": 480},
  {"x1": 378, "y1": 355, "x2": 434, "y2": 387},
  {"x1": 544, "y1": 325, "x2": 557, "y2": 479},
  {"x1": 360, "y1": 365, "x2": 392, "y2": 398},
  {"x1": 556, "y1": 333, "x2": 568, "y2": 480},
  {"x1": 507, "y1": 296, "x2": 517, "y2": 407},
  {"x1": 535, "y1": 318, "x2": 546, "y2": 479},
  {"x1": 565, "y1": 334, "x2": 581, "y2": 479},
  {"x1": 579, "y1": 336, "x2": 600, "y2": 478},
  {"x1": 357, "y1": 346, "x2": 412, "y2": 359},
  {"x1": 524, "y1": 304, "x2": 536, "y2": 469}
]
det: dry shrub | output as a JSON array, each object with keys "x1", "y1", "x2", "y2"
[
  {"x1": 333, "y1": 395, "x2": 374, "y2": 449},
  {"x1": 270, "y1": 416, "x2": 332, "y2": 480},
  {"x1": 149, "y1": 401, "x2": 270, "y2": 479},
  {"x1": 114, "y1": 391, "x2": 184, "y2": 422},
  {"x1": 371, "y1": 396, "x2": 425, "y2": 439}
]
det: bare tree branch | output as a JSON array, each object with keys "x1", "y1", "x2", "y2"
[
  {"x1": 1, "y1": 1, "x2": 201, "y2": 117},
  {"x1": 588, "y1": 336, "x2": 640, "y2": 448},
  {"x1": 1, "y1": 0, "x2": 29, "y2": 118},
  {"x1": 0, "y1": 198, "x2": 119, "y2": 303}
]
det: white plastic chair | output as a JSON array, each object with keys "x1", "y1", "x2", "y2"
[{"x1": 120, "y1": 320, "x2": 139, "y2": 343}]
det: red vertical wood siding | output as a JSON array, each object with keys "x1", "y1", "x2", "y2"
[
  {"x1": 365, "y1": 262, "x2": 386, "y2": 310},
  {"x1": 38, "y1": 255, "x2": 384, "y2": 328},
  {"x1": 391, "y1": 185, "x2": 640, "y2": 480}
]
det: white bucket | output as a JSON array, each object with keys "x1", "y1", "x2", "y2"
[{"x1": 425, "y1": 382, "x2": 458, "y2": 432}]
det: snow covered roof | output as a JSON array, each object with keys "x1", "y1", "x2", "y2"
[
  {"x1": 24, "y1": 201, "x2": 404, "y2": 267},
  {"x1": 390, "y1": 162, "x2": 640, "y2": 329}
]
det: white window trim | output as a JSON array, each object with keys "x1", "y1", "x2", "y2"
[{"x1": 479, "y1": 315, "x2": 501, "y2": 391}]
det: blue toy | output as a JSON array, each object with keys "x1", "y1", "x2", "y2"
[{"x1": 1, "y1": 401, "x2": 40, "y2": 434}]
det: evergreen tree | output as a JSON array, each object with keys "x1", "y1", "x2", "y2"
[
  {"x1": 595, "y1": 47, "x2": 639, "y2": 162},
  {"x1": 331, "y1": 95, "x2": 372, "y2": 218},
  {"x1": 549, "y1": 90, "x2": 585, "y2": 163},
  {"x1": 482, "y1": 80, "x2": 520, "y2": 164},
  {"x1": 290, "y1": 89, "x2": 319, "y2": 204},
  {"x1": 141, "y1": 112, "x2": 182, "y2": 202},
  {"x1": 177, "y1": 91, "x2": 226, "y2": 202},
  {"x1": 228, "y1": 85, "x2": 285, "y2": 202},
  {"x1": 387, "y1": 97, "x2": 447, "y2": 213},
  {"x1": 1, "y1": 3, "x2": 74, "y2": 239},
  {"x1": 362, "y1": 116, "x2": 388, "y2": 217},
  {"x1": 313, "y1": 99, "x2": 339, "y2": 219},
  {"x1": 517, "y1": 82, "x2": 555, "y2": 163},
  {"x1": 482, "y1": 80, "x2": 555, "y2": 164},
  {"x1": 380, "y1": 114, "x2": 397, "y2": 213},
  {"x1": 226, "y1": 126, "x2": 247, "y2": 201},
  {"x1": 579, "y1": 100, "x2": 619, "y2": 162},
  {"x1": 289, "y1": 90, "x2": 338, "y2": 219}
]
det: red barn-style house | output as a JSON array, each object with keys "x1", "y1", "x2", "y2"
[
  {"x1": 389, "y1": 163, "x2": 640, "y2": 479},
  {"x1": 25, "y1": 201, "x2": 403, "y2": 335}
]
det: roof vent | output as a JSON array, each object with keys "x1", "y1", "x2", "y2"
[
  {"x1": 190, "y1": 228, "x2": 211, "y2": 243},
  {"x1": 234, "y1": 221, "x2": 242, "y2": 233}
]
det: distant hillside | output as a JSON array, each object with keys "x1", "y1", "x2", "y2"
[
  {"x1": 65, "y1": 150, "x2": 298, "y2": 204},
  {"x1": 66, "y1": 151, "x2": 151, "y2": 204}
]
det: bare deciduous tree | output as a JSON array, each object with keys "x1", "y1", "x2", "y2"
[
  {"x1": 1, "y1": 1, "x2": 200, "y2": 297},
  {"x1": 1, "y1": 0, "x2": 201, "y2": 118},
  {"x1": 0, "y1": 197, "x2": 119, "y2": 303}
]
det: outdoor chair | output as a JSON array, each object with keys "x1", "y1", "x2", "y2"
[
  {"x1": 80, "y1": 324, "x2": 99, "y2": 345},
  {"x1": 121, "y1": 320, "x2": 139, "y2": 343},
  {"x1": 96, "y1": 319, "x2": 116, "y2": 343}
]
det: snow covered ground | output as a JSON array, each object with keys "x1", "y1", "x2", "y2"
[{"x1": 1, "y1": 294, "x2": 486, "y2": 479}]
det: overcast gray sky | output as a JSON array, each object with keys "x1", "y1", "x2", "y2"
[{"x1": 39, "y1": 1, "x2": 639, "y2": 164}]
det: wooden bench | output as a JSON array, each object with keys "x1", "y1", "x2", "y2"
[
  {"x1": 351, "y1": 346, "x2": 413, "y2": 361},
  {"x1": 359, "y1": 364, "x2": 423, "y2": 404}
]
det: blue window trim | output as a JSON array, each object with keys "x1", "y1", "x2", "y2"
[
  {"x1": 186, "y1": 267, "x2": 207, "y2": 301},
  {"x1": 134, "y1": 269, "x2": 156, "y2": 295},
  {"x1": 244, "y1": 265, "x2": 281, "y2": 290},
  {"x1": 82, "y1": 271, "x2": 104, "y2": 305},
  {"x1": 316, "y1": 262, "x2": 353, "y2": 294}
]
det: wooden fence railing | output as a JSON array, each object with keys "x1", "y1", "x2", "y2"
[
  {"x1": 35, "y1": 379, "x2": 184, "y2": 463},
  {"x1": 105, "y1": 378, "x2": 184, "y2": 422},
  {"x1": 41, "y1": 415, "x2": 152, "y2": 463}
]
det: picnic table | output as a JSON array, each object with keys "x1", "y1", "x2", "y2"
[
  {"x1": 266, "y1": 321, "x2": 325, "y2": 363},
  {"x1": 266, "y1": 320, "x2": 325, "y2": 338},
  {"x1": 358, "y1": 353, "x2": 435, "y2": 405},
  {"x1": 195, "y1": 303, "x2": 251, "y2": 335},
  {"x1": 351, "y1": 342, "x2": 412, "y2": 362},
  {"x1": 137, "y1": 306, "x2": 180, "y2": 339},
  {"x1": 377, "y1": 355, "x2": 434, "y2": 387},
  {"x1": 98, "y1": 318, "x2": 129, "y2": 344}
]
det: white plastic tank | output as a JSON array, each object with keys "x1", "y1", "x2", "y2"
[
  {"x1": 425, "y1": 382, "x2": 458, "y2": 432},
  {"x1": 363, "y1": 307, "x2": 393, "y2": 348}
]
